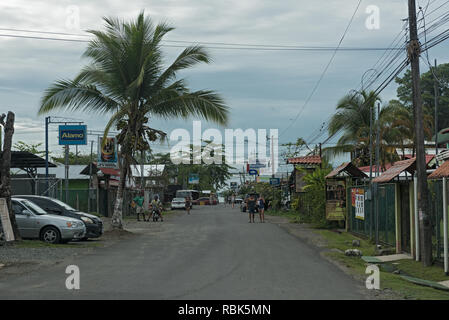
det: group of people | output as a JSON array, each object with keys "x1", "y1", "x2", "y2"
[
  {"x1": 229, "y1": 193, "x2": 266, "y2": 223},
  {"x1": 132, "y1": 193, "x2": 164, "y2": 222},
  {"x1": 246, "y1": 195, "x2": 265, "y2": 223}
]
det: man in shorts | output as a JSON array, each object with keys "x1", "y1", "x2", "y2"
[
  {"x1": 247, "y1": 195, "x2": 256, "y2": 223},
  {"x1": 133, "y1": 192, "x2": 146, "y2": 221}
]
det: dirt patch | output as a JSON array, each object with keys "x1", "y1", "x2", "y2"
[{"x1": 102, "y1": 228, "x2": 134, "y2": 240}]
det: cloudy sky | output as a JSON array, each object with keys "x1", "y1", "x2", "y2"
[{"x1": 1, "y1": 0, "x2": 448, "y2": 163}]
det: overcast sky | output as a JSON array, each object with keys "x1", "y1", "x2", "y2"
[{"x1": 1, "y1": 0, "x2": 448, "y2": 164}]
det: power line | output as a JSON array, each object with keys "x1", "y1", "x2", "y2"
[
  {"x1": 279, "y1": 0, "x2": 363, "y2": 138},
  {"x1": 0, "y1": 32, "x2": 405, "y2": 52}
]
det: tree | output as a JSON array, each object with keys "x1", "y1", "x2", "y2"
[
  {"x1": 325, "y1": 90, "x2": 381, "y2": 166},
  {"x1": 0, "y1": 112, "x2": 21, "y2": 240},
  {"x1": 39, "y1": 13, "x2": 228, "y2": 228},
  {"x1": 281, "y1": 138, "x2": 311, "y2": 160},
  {"x1": 52, "y1": 150, "x2": 97, "y2": 165},
  {"x1": 13, "y1": 141, "x2": 47, "y2": 157},
  {"x1": 394, "y1": 64, "x2": 449, "y2": 131}
]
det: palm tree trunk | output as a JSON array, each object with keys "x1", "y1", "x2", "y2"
[{"x1": 111, "y1": 155, "x2": 127, "y2": 229}]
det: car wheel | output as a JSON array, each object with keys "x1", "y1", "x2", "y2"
[
  {"x1": 40, "y1": 226, "x2": 61, "y2": 244},
  {"x1": 81, "y1": 237, "x2": 89, "y2": 241}
]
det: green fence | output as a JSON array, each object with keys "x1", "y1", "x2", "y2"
[
  {"x1": 429, "y1": 179, "x2": 448, "y2": 261},
  {"x1": 349, "y1": 183, "x2": 396, "y2": 247}
]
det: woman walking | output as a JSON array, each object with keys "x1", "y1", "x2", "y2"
[{"x1": 185, "y1": 196, "x2": 191, "y2": 214}]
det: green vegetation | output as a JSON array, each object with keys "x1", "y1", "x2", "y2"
[{"x1": 317, "y1": 230, "x2": 449, "y2": 300}]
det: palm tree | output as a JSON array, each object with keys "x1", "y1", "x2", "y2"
[
  {"x1": 325, "y1": 90, "x2": 380, "y2": 166},
  {"x1": 38, "y1": 12, "x2": 229, "y2": 228}
]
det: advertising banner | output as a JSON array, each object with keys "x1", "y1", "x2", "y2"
[{"x1": 97, "y1": 136, "x2": 118, "y2": 168}]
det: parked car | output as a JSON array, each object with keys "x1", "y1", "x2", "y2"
[
  {"x1": 14, "y1": 196, "x2": 103, "y2": 240},
  {"x1": 171, "y1": 197, "x2": 186, "y2": 210},
  {"x1": 240, "y1": 193, "x2": 260, "y2": 212},
  {"x1": 196, "y1": 197, "x2": 218, "y2": 205},
  {"x1": 11, "y1": 198, "x2": 86, "y2": 244}
]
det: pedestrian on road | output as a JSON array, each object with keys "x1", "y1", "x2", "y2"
[
  {"x1": 247, "y1": 195, "x2": 256, "y2": 223},
  {"x1": 231, "y1": 193, "x2": 236, "y2": 209},
  {"x1": 258, "y1": 196, "x2": 265, "y2": 223},
  {"x1": 185, "y1": 196, "x2": 191, "y2": 214},
  {"x1": 133, "y1": 192, "x2": 146, "y2": 221}
]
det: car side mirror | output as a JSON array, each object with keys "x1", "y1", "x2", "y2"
[{"x1": 22, "y1": 210, "x2": 32, "y2": 216}]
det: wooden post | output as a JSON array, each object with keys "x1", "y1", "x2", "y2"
[
  {"x1": 0, "y1": 112, "x2": 20, "y2": 240},
  {"x1": 408, "y1": 0, "x2": 432, "y2": 266}
]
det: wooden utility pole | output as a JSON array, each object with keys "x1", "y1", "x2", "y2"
[
  {"x1": 408, "y1": 0, "x2": 432, "y2": 266},
  {"x1": 0, "y1": 112, "x2": 21, "y2": 240}
]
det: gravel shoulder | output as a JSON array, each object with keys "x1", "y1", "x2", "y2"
[{"x1": 0, "y1": 212, "x2": 181, "y2": 279}]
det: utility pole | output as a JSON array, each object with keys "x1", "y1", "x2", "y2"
[
  {"x1": 375, "y1": 101, "x2": 381, "y2": 245},
  {"x1": 434, "y1": 58, "x2": 439, "y2": 167},
  {"x1": 369, "y1": 101, "x2": 374, "y2": 240},
  {"x1": 65, "y1": 145, "x2": 69, "y2": 203},
  {"x1": 88, "y1": 140, "x2": 94, "y2": 213},
  {"x1": 408, "y1": 0, "x2": 432, "y2": 266}
]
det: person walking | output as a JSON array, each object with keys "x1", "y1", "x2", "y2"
[
  {"x1": 258, "y1": 196, "x2": 265, "y2": 223},
  {"x1": 247, "y1": 195, "x2": 256, "y2": 223},
  {"x1": 185, "y1": 196, "x2": 191, "y2": 214},
  {"x1": 133, "y1": 192, "x2": 146, "y2": 221},
  {"x1": 231, "y1": 193, "x2": 236, "y2": 209}
]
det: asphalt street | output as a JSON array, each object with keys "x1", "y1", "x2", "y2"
[{"x1": 0, "y1": 205, "x2": 368, "y2": 299}]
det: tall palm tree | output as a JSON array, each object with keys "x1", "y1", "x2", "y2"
[
  {"x1": 39, "y1": 13, "x2": 229, "y2": 228},
  {"x1": 325, "y1": 90, "x2": 380, "y2": 166}
]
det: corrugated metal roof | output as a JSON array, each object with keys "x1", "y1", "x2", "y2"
[
  {"x1": 372, "y1": 158, "x2": 416, "y2": 183},
  {"x1": 287, "y1": 155, "x2": 321, "y2": 165},
  {"x1": 429, "y1": 161, "x2": 449, "y2": 179},
  {"x1": 326, "y1": 162, "x2": 367, "y2": 179}
]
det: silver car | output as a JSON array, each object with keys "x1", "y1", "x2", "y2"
[{"x1": 11, "y1": 198, "x2": 86, "y2": 244}]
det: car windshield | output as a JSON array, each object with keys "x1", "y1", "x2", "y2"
[
  {"x1": 21, "y1": 199, "x2": 47, "y2": 215},
  {"x1": 48, "y1": 198, "x2": 77, "y2": 211}
]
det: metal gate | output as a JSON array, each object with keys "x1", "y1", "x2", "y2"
[{"x1": 349, "y1": 183, "x2": 396, "y2": 247}]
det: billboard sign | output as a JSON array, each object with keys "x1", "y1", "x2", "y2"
[
  {"x1": 97, "y1": 137, "x2": 118, "y2": 168},
  {"x1": 59, "y1": 125, "x2": 87, "y2": 145}
]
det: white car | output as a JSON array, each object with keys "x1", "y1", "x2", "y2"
[
  {"x1": 10, "y1": 198, "x2": 86, "y2": 244},
  {"x1": 171, "y1": 197, "x2": 186, "y2": 210}
]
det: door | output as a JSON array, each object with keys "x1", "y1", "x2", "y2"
[
  {"x1": 12, "y1": 202, "x2": 39, "y2": 238},
  {"x1": 400, "y1": 183, "x2": 411, "y2": 253}
]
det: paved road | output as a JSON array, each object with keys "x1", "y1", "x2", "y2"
[{"x1": 0, "y1": 206, "x2": 368, "y2": 299}]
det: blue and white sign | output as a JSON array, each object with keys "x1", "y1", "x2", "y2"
[
  {"x1": 248, "y1": 169, "x2": 258, "y2": 175},
  {"x1": 59, "y1": 125, "x2": 87, "y2": 145},
  {"x1": 188, "y1": 173, "x2": 199, "y2": 184},
  {"x1": 269, "y1": 178, "x2": 280, "y2": 185}
]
